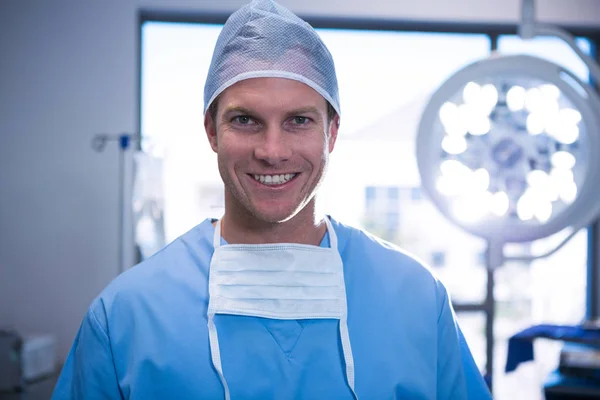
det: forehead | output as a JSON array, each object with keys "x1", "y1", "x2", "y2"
[{"x1": 218, "y1": 77, "x2": 328, "y2": 113}]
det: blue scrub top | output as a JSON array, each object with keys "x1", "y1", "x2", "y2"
[{"x1": 52, "y1": 218, "x2": 492, "y2": 399}]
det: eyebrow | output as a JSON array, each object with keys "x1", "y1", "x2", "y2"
[
  {"x1": 284, "y1": 106, "x2": 321, "y2": 116},
  {"x1": 222, "y1": 106, "x2": 254, "y2": 116},
  {"x1": 286, "y1": 108, "x2": 325, "y2": 124},
  {"x1": 221, "y1": 105, "x2": 323, "y2": 118}
]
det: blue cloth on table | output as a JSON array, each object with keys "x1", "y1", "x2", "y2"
[{"x1": 506, "y1": 324, "x2": 600, "y2": 373}]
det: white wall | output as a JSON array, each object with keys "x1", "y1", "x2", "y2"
[
  {"x1": 1, "y1": 0, "x2": 599, "y2": 363},
  {"x1": 0, "y1": 0, "x2": 138, "y2": 361}
]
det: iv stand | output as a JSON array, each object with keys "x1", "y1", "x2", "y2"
[{"x1": 92, "y1": 133, "x2": 141, "y2": 274}]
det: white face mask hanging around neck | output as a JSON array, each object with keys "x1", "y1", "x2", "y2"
[{"x1": 206, "y1": 217, "x2": 357, "y2": 400}]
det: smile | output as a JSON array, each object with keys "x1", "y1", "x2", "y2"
[{"x1": 251, "y1": 173, "x2": 297, "y2": 185}]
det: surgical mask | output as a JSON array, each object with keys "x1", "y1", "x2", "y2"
[{"x1": 207, "y1": 217, "x2": 357, "y2": 400}]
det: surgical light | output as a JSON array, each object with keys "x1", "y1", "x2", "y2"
[
  {"x1": 506, "y1": 85, "x2": 526, "y2": 111},
  {"x1": 551, "y1": 151, "x2": 577, "y2": 169},
  {"x1": 416, "y1": 0, "x2": 600, "y2": 265},
  {"x1": 441, "y1": 135, "x2": 467, "y2": 155},
  {"x1": 416, "y1": 2, "x2": 600, "y2": 385}
]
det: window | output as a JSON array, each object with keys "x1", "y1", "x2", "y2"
[
  {"x1": 492, "y1": 35, "x2": 591, "y2": 400},
  {"x1": 410, "y1": 187, "x2": 423, "y2": 201},
  {"x1": 431, "y1": 251, "x2": 446, "y2": 267},
  {"x1": 140, "y1": 19, "x2": 596, "y2": 399},
  {"x1": 364, "y1": 186, "x2": 401, "y2": 240}
]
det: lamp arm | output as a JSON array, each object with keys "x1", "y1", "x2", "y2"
[
  {"x1": 519, "y1": 0, "x2": 600, "y2": 85},
  {"x1": 519, "y1": 0, "x2": 536, "y2": 39},
  {"x1": 504, "y1": 194, "x2": 600, "y2": 262},
  {"x1": 533, "y1": 24, "x2": 600, "y2": 86},
  {"x1": 504, "y1": 226, "x2": 584, "y2": 262}
]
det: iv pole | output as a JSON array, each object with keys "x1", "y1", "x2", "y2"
[{"x1": 92, "y1": 133, "x2": 141, "y2": 274}]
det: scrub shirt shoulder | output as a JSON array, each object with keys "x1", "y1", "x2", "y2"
[{"x1": 52, "y1": 218, "x2": 491, "y2": 400}]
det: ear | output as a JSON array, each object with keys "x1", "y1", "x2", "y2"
[
  {"x1": 327, "y1": 114, "x2": 340, "y2": 153},
  {"x1": 204, "y1": 111, "x2": 218, "y2": 153}
]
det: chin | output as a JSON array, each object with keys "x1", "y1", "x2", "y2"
[
  {"x1": 253, "y1": 211, "x2": 295, "y2": 224},
  {"x1": 251, "y1": 205, "x2": 302, "y2": 224}
]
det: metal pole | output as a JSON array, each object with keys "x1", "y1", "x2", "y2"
[
  {"x1": 588, "y1": 220, "x2": 600, "y2": 320},
  {"x1": 485, "y1": 268, "x2": 495, "y2": 390},
  {"x1": 483, "y1": 238, "x2": 503, "y2": 391},
  {"x1": 92, "y1": 133, "x2": 137, "y2": 274},
  {"x1": 588, "y1": 42, "x2": 600, "y2": 322},
  {"x1": 118, "y1": 140, "x2": 125, "y2": 274},
  {"x1": 484, "y1": 33, "x2": 500, "y2": 392}
]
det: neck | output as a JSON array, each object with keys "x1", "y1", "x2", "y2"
[{"x1": 219, "y1": 198, "x2": 327, "y2": 245}]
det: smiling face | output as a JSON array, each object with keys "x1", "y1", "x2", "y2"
[{"x1": 205, "y1": 77, "x2": 339, "y2": 226}]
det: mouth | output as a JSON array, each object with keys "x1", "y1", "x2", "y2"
[{"x1": 249, "y1": 173, "x2": 298, "y2": 186}]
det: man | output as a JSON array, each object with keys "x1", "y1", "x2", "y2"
[{"x1": 52, "y1": 1, "x2": 492, "y2": 399}]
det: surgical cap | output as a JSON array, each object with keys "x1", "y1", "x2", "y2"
[{"x1": 203, "y1": 0, "x2": 340, "y2": 116}]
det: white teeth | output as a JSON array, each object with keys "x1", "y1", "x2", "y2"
[{"x1": 252, "y1": 173, "x2": 297, "y2": 185}]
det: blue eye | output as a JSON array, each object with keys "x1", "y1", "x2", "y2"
[
  {"x1": 233, "y1": 116, "x2": 255, "y2": 125},
  {"x1": 293, "y1": 116, "x2": 309, "y2": 124}
]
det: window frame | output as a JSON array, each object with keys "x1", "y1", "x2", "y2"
[{"x1": 137, "y1": 9, "x2": 600, "y2": 390}]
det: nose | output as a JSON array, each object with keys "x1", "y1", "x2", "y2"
[{"x1": 253, "y1": 127, "x2": 292, "y2": 165}]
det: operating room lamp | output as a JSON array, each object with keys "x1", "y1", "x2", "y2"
[
  {"x1": 416, "y1": 0, "x2": 600, "y2": 387},
  {"x1": 417, "y1": 0, "x2": 600, "y2": 270}
]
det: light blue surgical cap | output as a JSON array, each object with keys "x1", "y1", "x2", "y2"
[{"x1": 203, "y1": 0, "x2": 340, "y2": 116}]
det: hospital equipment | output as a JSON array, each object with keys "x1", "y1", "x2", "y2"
[
  {"x1": 92, "y1": 134, "x2": 166, "y2": 269},
  {"x1": 416, "y1": 0, "x2": 600, "y2": 388},
  {"x1": 0, "y1": 330, "x2": 56, "y2": 392}
]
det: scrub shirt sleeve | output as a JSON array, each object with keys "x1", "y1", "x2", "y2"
[
  {"x1": 458, "y1": 327, "x2": 493, "y2": 399},
  {"x1": 51, "y1": 303, "x2": 122, "y2": 400},
  {"x1": 436, "y1": 282, "x2": 492, "y2": 400}
]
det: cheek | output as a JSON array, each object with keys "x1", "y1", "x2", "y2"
[
  {"x1": 311, "y1": 138, "x2": 329, "y2": 160},
  {"x1": 217, "y1": 138, "x2": 250, "y2": 173},
  {"x1": 296, "y1": 143, "x2": 328, "y2": 176},
  {"x1": 295, "y1": 131, "x2": 327, "y2": 151}
]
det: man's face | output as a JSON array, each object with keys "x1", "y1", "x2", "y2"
[{"x1": 205, "y1": 77, "x2": 339, "y2": 224}]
